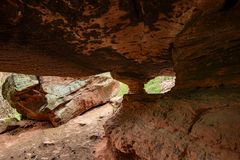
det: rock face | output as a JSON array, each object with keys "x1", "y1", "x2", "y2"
[
  {"x1": 0, "y1": 1, "x2": 239, "y2": 159},
  {"x1": 103, "y1": 88, "x2": 240, "y2": 160},
  {"x1": 2, "y1": 74, "x2": 119, "y2": 126},
  {"x1": 173, "y1": 2, "x2": 240, "y2": 89},
  {"x1": 0, "y1": 0, "x2": 239, "y2": 92}
]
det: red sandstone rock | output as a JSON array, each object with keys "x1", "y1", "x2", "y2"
[
  {"x1": 103, "y1": 88, "x2": 240, "y2": 160},
  {"x1": 2, "y1": 74, "x2": 119, "y2": 126},
  {"x1": 46, "y1": 75, "x2": 120, "y2": 126},
  {"x1": 0, "y1": 1, "x2": 239, "y2": 92},
  {"x1": 0, "y1": 1, "x2": 239, "y2": 159}
]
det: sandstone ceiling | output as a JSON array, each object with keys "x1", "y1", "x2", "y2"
[{"x1": 0, "y1": 0, "x2": 239, "y2": 90}]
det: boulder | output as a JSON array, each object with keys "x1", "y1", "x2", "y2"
[
  {"x1": 104, "y1": 88, "x2": 240, "y2": 160},
  {"x1": 0, "y1": 72, "x2": 22, "y2": 134},
  {"x1": 2, "y1": 74, "x2": 48, "y2": 120},
  {"x1": 2, "y1": 74, "x2": 120, "y2": 126}
]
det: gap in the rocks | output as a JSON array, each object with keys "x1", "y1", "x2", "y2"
[
  {"x1": 117, "y1": 82, "x2": 129, "y2": 96},
  {"x1": 0, "y1": 71, "x2": 125, "y2": 159},
  {"x1": 0, "y1": 71, "x2": 176, "y2": 136},
  {"x1": 144, "y1": 76, "x2": 176, "y2": 94},
  {"x1": 0, "y1": 71, "x2": 124, "y2": 134}
]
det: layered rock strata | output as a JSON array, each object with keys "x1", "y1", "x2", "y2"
[
  {"x1": 1, "y1": 0, "x2": 239, "y2": 92},
  {"x1": 2, "y1": 74, "x2": 119, "y2": 126}
]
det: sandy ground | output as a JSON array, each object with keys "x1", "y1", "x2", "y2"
[{"x1": 0, "y1": 103, "x2": 116, "y2": 160}]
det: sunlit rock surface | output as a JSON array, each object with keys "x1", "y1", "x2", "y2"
[
  {"x1": 2, "y1": 73, "x2": 119, "y2": 126},
  {"x1": 0, "y1": 72, "x2": 21, "y2": 134}
]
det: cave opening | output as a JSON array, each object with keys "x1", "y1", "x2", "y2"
[
  {"x1": 0, "y1": 0, "x2": 239, "y2": 159},
  {"x1": 0, "y1": 71, "x2": 124, "y2": 127},
  {"x1": 0, "y1": 71, "x2": 126, "y2": 159},
  {"x1": 144, "y1": 76, "x2": 176, "y2": 94}
]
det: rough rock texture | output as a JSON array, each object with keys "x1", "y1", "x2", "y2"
[
  {"x1": 104, "y1": 88, "x2": 240, "y2": 160},
  {"x1": 1, "y1": 0, "x2": 239, "y2": 92},
  {"x1": 160, "y1": 78, "x2": 175, "y2": 93},
  {"x1": 2, "y1": 74, "x2": 119, "y2": 126},
  {"x1": 0, "y1": 1, "x2": 240, "y2": 159},
  {"x1": 0, "y1": 72, "x2": 17, "y2": 121},
  {"x1": 0, "y1": 72, "x2": 21, "y2": 134},
  {"x1": 173, "y1": 1, "x2": 240, "y2": 89}
]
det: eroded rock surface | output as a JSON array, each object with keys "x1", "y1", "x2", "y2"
[
  {"x1": 0, "y1": 0, "x2": 239, "y2": 92},
  {"x1": 0, "y1": 72, "x2": 21, "y2": 134},
  {"x1": 2, "y1": 74, "x2": 119, "y2": 126},
  {"x1": 0, "y1": 1, "x2": 239, "y2": 159},
  {"x1": 103, "y1": 88, "x2": 240, "y2": 160}
]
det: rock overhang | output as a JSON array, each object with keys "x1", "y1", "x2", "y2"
[{"x1": 0, "y1": 0, "x2": 239, "y2": 91}]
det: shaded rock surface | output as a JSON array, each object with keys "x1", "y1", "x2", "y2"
[
  {"x1": 0, "y1": 1, "x2": 239, "y2": 159},
  {"x1": 0, "y1": 103, "x2": 116, "y2": 160},
  {"x1": 2, "y1": 74, "x2": 119, "y2": 126},
  {"x1": 103, "y1": 87, "x2": 240, "y2": 160},
  {"x1": 0, "y1": 1, "x2": 239, "y2": 92}
]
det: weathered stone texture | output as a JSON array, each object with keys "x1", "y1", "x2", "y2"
[
  {"x1": 2, "y1": 74, "x2": 119, "y2": 126},
  {"x1": 1, "y1": 0, "x2": 239, "y2": 91},
  {"x1": 0, "y1": 1, "x2": 240, "y2": 159},
  {"x1": 104, "y1": 88, "x2": 240, "y2": 160}
]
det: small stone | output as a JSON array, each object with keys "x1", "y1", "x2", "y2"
[
  {"x1": 43, "y1": 140, "x2": 55, "y2": 145},
  {"x1": 89, "y1": 135, "x2": 99, "y2": 140}
]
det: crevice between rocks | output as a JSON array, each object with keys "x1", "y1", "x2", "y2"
[
  {"x1": 130, "y1": 0, "x2": 144, "y2": 22},
  {"x1": 220, "y1": 0, "x2": 239, "y2": 11},
  {"x1": 179, "y1": 145, "x2": 188, "y2": 160},
  {"x1": 187, "y1": 108, "x2": 210, "y2": 134}
]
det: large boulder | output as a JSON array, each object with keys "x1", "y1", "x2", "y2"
[
  {"x1": 0, "y1": 72, "x2": 21, "y2": 134},
  {"x1": 103, "y1": 88, "x2": 240, "y2": 160},
  {"x1": 2, "y1": 73, "x2": 120, "y2": 126}
]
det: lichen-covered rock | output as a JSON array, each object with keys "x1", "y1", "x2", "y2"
[
  {"x1": 0, "y1": 72, "x2": 22, "y2": 134},
  {"x1": 2, "y1": 74, "x2": 49, "y2": 120},
  {"x1": 46, "y1": 75, "x2": 120, "y2": 126},
  {"x1": 2, "y1": 74, "x2": 120, "y2": 126}
]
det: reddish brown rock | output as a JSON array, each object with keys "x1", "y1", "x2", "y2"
[
  {"x1": 2, "y1": 74, "x2": 49, "y2": 120},
  {"x1": 103, "y1": 88, "x2": 240, "y2": 160},
  {"x1": 0, "y1": 1, "x2": 239, "y2": 159},
  {"x1": 0, "y1": 0, "x2": 239, "y2": 92},
  {"x1": 2, "y1": 74, "x2": 119, "y2": 126},
  {"x1": 173, "y1": 2, "x2": 240, "y2": 89},
  {"x1": 46, "y1": 75, "x2": 120, "y2": 126}
]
